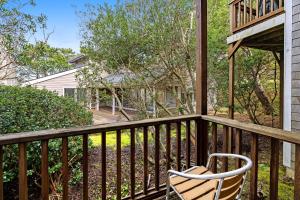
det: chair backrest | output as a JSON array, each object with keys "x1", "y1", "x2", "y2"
[
  {"x1": 209, "y1": 153, "x2": 252, "y2": 200},
  {"x1": 216, "y1": 174, "x2": 245, "y2": 200}
]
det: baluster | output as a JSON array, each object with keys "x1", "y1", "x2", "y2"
[
  {"x1": 295, "y1": 144, "x2": 300, "y2": 200},
  {"x1": 244, "y1": 0, "x2": 247, "y2": 24},
  {"x1": 263, "y1": 0, "x2": 266, "y2": 16},
  {"x1": 279, "y1": 0, "x2": 282, "y2": 8},
  {"x1": 62, "y1": 137, "x2": 69, "y2": 200},
  {"x1": 19, "y1": 143, "x2": 28, "y2": 200},
  {"x1": 234, "y1": 4, "x2": 238, "y2": 29},
  {"x1": 270, "y1": 138, "x2": 279, "y2": 200},
  {"x1": 271, "y1": 0, "x2": 274, "y2": 12},
  {"x1": 116, "y1": 130, "x2": 122, "y2": 200},
  {"x1": 250, "y1": 133, "x2": 258, "y2": 200},
  {"x1": 176, "y1": 122, "x2": 181, "y2": 171},
  {"x1": 195, "y1": 119, "x2": 201, "y2": 166},
  {"x1": 250, "y1": 0, "x2": 253, "y2": 20},
  {"x1": 102, "y1": 132, "x2": 107, "y2": 199},
  {"x1": 41, "y1": 140, "x2": 49, "y2": 200},
  {"x1": 238, "y1": 2, "x2": 241, "y2": 26},
  {"x1": 235, "y1": 129, "x2": 242, "y2": 168},
  {"x1": 130, "y1": 128, "x2": 135, "y2": 199},
  {"x1": 154, "y1": 125, "x2": 160, "y2": 191},
  {"x1": 0, "y1": 146, "x2": 2, "y2": 200},
  {"x1": 143, "y1": 126, "x2": 148, "y2": 195},
  {"x1": 256, "y1": 0, "x2": 259, "y2": 18},
  {"x1": 82, "y1": 134, "x2": 88, "y2": 200},
  {"x1": 222, "y1": 126, "x2": 228, "y2": 172},
  {"x1": 166, "y1": 123, "x2": 171, "y2": 171},
  {"x1": 211, "y1": 123, "x2": 217, "y2": 173},
  {"x1": 186, "y1": 120, "x2": 191, "y2": 169}
]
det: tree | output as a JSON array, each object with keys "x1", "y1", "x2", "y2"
[
  {"x1": 0, "y1": 0, "x2": 45, "y2": 81},
  {"x1": 79, "y1": 0, "x2": 279, "y2": 125},
  {"x1": 79, "y1": 0, "x2": 197, "y2": 119},
  {"x1": 18, "y1": 41, "x2": 75, "y2": 80}
]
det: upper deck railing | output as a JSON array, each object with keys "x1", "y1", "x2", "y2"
[
  {"x1": 230, "y1": 0, "x2": 284, "y2": 33},
  {"x1": 1, "y1": 114, "x2": 300, "y2": 199}
]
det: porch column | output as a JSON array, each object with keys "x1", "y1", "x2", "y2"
[
  {"x1": 195, "y1": 0, "x2": 208, "y2": 165},
  {"x1": 152, "y1": 88, "x2": 156, "y2": 117},
  {"x1": 112, "y1": 88, "x2": 116, "y2": 115},
  {"x1": 177, "y1": 86, "x2": 182, "y2": 115},
  {"x1": 88, "y1": 88, "x2": 92, "y2": 109},
  {"x1": 283, "y1": 0, "x2": 293, "y2": 173},
  {"x1": 96, "y1": 88, "x2": 100, "y2": 111},
  {"x1": 74, "y1": 88, "x2": 78, "y2": 102},
  {"x1": 228, "y1": 43, "x2": 235, "y2": 153}
]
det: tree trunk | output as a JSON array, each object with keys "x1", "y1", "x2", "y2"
[{"x1": 254, "y1": 80, "x2": 274, "y2": 115}]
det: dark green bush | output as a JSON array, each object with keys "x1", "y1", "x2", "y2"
[{"x1": 0, "y1": 85, "x2": 93, "y2": 196}]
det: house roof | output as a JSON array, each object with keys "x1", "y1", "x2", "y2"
[
  {"x1": 68, "y1": 55, "x2": 86, "y2": 64},
  {"x1": 22, "y1": 67, "x2": 83, "y2": 86}
]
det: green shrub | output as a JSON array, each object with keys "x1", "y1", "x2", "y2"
[{"x1": 0, "y1": 85, "x2": 93, "y2": 196}]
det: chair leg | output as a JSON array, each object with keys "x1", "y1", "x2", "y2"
[{"x1": 166, "y1": 176, "x2": 170, "y2": 200}]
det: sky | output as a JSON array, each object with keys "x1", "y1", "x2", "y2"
[{"x1": 22, "y1": 0, "x2": 117, "y2": 53}]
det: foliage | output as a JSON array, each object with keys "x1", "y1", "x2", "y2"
[
  {"x1": 257, "y1": 164, "x2": 293, "y2": 200},
  {"x1": 78, "y1": 0, "x2": 280, "y2": 125},
  {"x1": 207, "y1": 0, "x2": 230, "y2": 113},
  {"x1": 0, "y1": 85, "x2": 93, "y2": 194},
  {"x1": 79, "y1": 0, "x2": 196, "y2": 118},
  {"x1": 18, "y1": 41, "x2": 75, "y2": 80},
  {"x1": 235, "y1": 49, "x2": 279, "y2": 124},
  {"x1": 0, "y1": 0, "x2": 45, "y2": 80}
]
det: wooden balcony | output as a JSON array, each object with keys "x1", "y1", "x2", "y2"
[
  {"x1": 0, "y1": 114, "x2": 300, "y2": 199},
  {"x1": 230, "y1": 0, "x2": 284, "y2": 34}
]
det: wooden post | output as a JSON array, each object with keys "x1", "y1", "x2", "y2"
[
  {"x1": 112, "y1": 88, "x2": 116, "y2": 115},
  {"x1": 228, "y1": 44, "x2": 235, "y2": 119},
  {"x1": 96, "y1": 88, "x2": 100, "y2": 111},
  {"x1": 195, "y1": 0, "x2": 208, "y2": 166},
  {"x1": 228, "y1": 43, "x2": 235, "y2": 153},
  {"x1": 280, "y1": 52, "x2": 284, "y2": 129},
  {"x1": 152, "y1": 88, "x2": 156, "y2": 117}
]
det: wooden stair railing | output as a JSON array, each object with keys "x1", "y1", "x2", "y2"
[{"x1": 230, "y1": 0, "x2": 285, "y2": 33}]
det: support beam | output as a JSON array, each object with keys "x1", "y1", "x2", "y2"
[
  {"x1": 195, "y1": 0, "x2": 208, "y2": 166},
  {"x1": 228, "y1": 39, "x2": 243, "y2": 59},
  {"x1": 195, "y1": 0, "x2": 207, "y2": 115},
  {"x1": 228, "y1": 43, "x2": 235, "y2": 119},
  {"x1": 228, "y1": 43, "x2": 235, "y2": 153}
]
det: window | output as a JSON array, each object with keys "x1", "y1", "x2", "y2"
[{"x1": 64, "y1": 88, "x2": 75, "y2": 99}]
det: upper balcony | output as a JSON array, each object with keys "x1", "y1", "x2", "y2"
[
  {"x1": 230, "y1": 0, "x2": 284, "y2": 33},
  {"x1": 228, "y1": 0, "x2": 285, "y2": 51}
]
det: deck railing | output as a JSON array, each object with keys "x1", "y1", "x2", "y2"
[
  {"x1": 1, "y1": 114, "x2": 300, "y2": 199},
  {"x1": 230, "y1": 0, "x2": 284, "y2": 33},
  {"x1": 0, "y1": 115, "x2": 204, "y2": 200},
  {"x1": 201, "y1": 115, "x2": 300, "y2": 200}
]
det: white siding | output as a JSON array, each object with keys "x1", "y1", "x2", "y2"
[{"x1": 32, "y1": 72, "x2": 79, "y2": 96}]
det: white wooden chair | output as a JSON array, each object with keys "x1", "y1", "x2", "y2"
[{"x1": 166, "y1": 153, "x2": 252, "y2": 200}]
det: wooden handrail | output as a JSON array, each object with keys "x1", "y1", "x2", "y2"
[
  {"x1": 1, "y1": 113, "x2": 300, "y2": 146},
  {"x1": 0, "y1": 114, "x2": 200, "y2": 145},
  {"x1": 201, "y1": 115, "x2": 300, "y2": 145}
]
